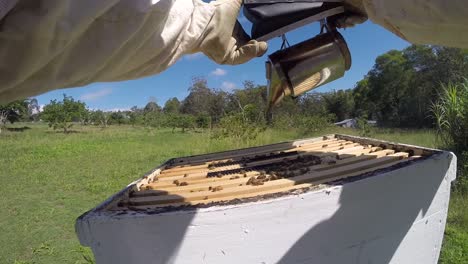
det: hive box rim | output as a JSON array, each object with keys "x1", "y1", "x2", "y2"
[{"x1": 76, "y1": 134, "x2": 451, "y2": 222}]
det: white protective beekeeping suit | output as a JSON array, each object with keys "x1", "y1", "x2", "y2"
[
  {"x1": 0, "y1": 0, "x2": 467, "y2": 103},
  {"x1": 0, "y1": 0, "x2": 267, "y2": 103},
  {"x1": 346, "y1": 0, "x2": 468, "y2": 48}
]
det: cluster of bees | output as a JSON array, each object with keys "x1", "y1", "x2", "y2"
[
  {"x1": 153, "y1": 152, "x2": 339, "y2": 193},
  {"x1": 207, "y1": 154, "x2": 334, "y2": 187},
  {"x1": 208, "y1": 151, "x2": 296, "y2": 169}
]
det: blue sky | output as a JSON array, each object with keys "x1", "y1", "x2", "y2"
[{"x1": 36, "y1": 17, "x2": 409, "y2": 111}]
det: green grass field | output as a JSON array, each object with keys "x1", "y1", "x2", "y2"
[{"x1": 0, "y1": 124, "x2": 466, "y2": 263}]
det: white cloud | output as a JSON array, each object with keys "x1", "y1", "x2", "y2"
[
  {"x1": 185, "y1": 52, "x2": 203, "y2": 60},
  {"x1": 80, "y1": 88, "x2": 112, "y2": 101},
  {"x1": 104, "y1": 107, "x2": 131, "y2": 112},
  {"x1": 221, "y1": 81, "x2": 237, "y2": 92},
  {"x1": 210, "y1": 68, "x2": 227, "y2": 76}
]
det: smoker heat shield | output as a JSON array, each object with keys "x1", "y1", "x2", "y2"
[{"x1": 266, "y1": 30, "x2": 351, "y2": 107}]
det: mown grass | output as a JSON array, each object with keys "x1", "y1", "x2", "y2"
[{"x1": 0, "y1": 124, "x2": 465, "y2": 263}]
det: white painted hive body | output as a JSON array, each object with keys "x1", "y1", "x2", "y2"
[{"x1": 76, "y1": 134, "x2": 457, "y2": 264}]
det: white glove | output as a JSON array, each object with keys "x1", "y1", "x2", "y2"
[{"x1": 190, "y1": 0, "x2": 268, "y2": 65}]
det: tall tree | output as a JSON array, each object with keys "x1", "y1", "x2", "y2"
[
  {"x1": 366, "y1": 49, "x2": 413, "y2": 126},
  {"x1": 432, "y1": 47, "x2": 468, "y2": 85},
  {"x1": 298, "y1": 93, "x2": 329, "y2": 116},
  {"x1": 181, "y1": 77, "x2": 214, "y2": 115},
  {"x1": 144, "y1": 101, "x2": 161, "y2": 113},
  {"x1": 163, "y1": 97, "x2": 181, "y2": 114},
  {"x1": 323, "y1": 89, "x2": 355, "y2": 121},
  {"x1": 352, "y1": 45, "x2": 468, "y2": 127},
  {"x1": 226, "y1": 81, "x2": 267, "y2": 123}
]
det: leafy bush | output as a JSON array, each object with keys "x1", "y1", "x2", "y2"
[
  {"x1": 356, "y1": 116, "x2": 375, "y2": 137},
  {"x1": 294, "y1": 114, "x2": 334, "y2": 136},
  {"x1": 195, "y1": 115, "x2": 211, "y2": 129},
  {"x1": 212, "y1": 113, "x2": 266, "y2": 143},
  {"x1": 89, "y1": 110, "x2": 110, "y2": 128},
  {"x1": 271, "y1": 113, "x2": 294, "y2": 129},
  {"x1": 454, "y1": 152, "x2": 468, "y2": 195},
  {"x1": 431, "y1": 80, "x2": 468, "y2": 152},
  {"x1": 165, "y1": 114, "x2": 195, "y2": 132},
  {"x1": 431, "y1": 79, "x2": 468, "y2": 191}
]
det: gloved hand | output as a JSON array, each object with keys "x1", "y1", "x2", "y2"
[{"x1": 191, "y1": 0, "x2": 268, "y2": 65}]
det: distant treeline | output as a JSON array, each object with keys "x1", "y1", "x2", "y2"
[{"x1": 1, "y1": 44, "x2": 467, "y2": 134}]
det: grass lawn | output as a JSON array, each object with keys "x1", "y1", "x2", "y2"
[{"x1": 0, "y1": 124, "x2": 466, "y2": 263}]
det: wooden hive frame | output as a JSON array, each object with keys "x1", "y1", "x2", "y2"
[{"x1": 109, "y1": 134, "x2": 434, "y2": 211}]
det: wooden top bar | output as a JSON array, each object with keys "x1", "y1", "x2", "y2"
[{"x1": 112, "y1": 135, "x2": 431, "y2": 210}]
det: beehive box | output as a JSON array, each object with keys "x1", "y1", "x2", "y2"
[{"x1": 76, "y1": 134, "x2": 457, "y2": 264}]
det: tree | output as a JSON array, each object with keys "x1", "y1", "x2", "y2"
[
  {"x1": 163, "y1": 97, "x2": 181, "y2": 114},
  {"x1": 432, "y1": 47, "x2": 468, "y2": 85},
  {"x1": 181, "y1": 77, "x2": 214, "y2": 115},
  {"x1": 270, "y1": 96, "x2": 301, "y2": 128},
  {"x1": 298, "y1": 93, "x2": 329, "y2": 116},
  {"x1": 323, "y1": 89, "x2": 355, "y2": 121},
  {"x1": 90, "y1": 110, "x2": 110, "y2": 128},
  {"x1": 41, "y1": 95, "x2": 87, "y2": 133},
  {"x1": 166, "y1": 114, "x2": 195, "y2": 133},
  {"x1": 144, "y1": 111, "x2": 167, "y2": 128},
  {"x1": 351, "y1": 45, "x2": 468, "y2": 128},
  {"x1": 195, "y1": 114, "x2": 211, "y2": 129},
  {"x1": 225, "y1": 81, "x2": 267, "y2": 124},
  {"x1": 144, "y1": 101, "x2": 161, "y2": 113},
  {"x1": 353, "y1": 78, "x2": 377, "y2": 119},
  {"x1": 0, "y1": 99, "x2": 28, "y2": 133},
  {"x1": 367, "y1": 49, "x2": 413, "y2": 126},
  {"x1": 109, "y1": 111, "x2": 126, "y2": 125},
  {"x1": 207, "y1": 89, "x2": 228, "y2": 123},
  {"x1": 128, "y1": 106, "x2": 143, "y2": 127}
]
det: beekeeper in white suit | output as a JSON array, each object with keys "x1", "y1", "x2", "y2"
[{"x1": 0, "y1": 0, "x2": 466, "y2": 103}]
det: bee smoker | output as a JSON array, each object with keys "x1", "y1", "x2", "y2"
[{"x1": 243, "y1": 0, "x2": 352, "y2": 108}]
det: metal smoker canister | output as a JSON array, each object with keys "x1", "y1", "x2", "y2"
[{"x1": 266, "y1": 30, "x2": 351, "y2": 107}]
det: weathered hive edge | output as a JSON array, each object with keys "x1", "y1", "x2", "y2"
[
  {"x1": 76, "y1": 134, "x2": 446, "y2": 227},
  {"x1": 334, "y1": 134, "x2": 434, "y2": 156},
  {"x1": 75, "y1": 135, "x2": 457, "y2": 263}
]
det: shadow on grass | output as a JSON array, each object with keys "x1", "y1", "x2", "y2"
[
  {"x1": 6, "y1": 126, "x2": 31, "y2": 132},
  {"x1": 45, "y1": 130, "x2": 85, "y2": 134}
]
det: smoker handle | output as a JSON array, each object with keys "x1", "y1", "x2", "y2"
[{"x1": 243, "y1": 1, "x2": 344, "y2": 40}]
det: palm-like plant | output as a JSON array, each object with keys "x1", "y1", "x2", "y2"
[{"x1": 431, "y1": 79, "x2": 468, "y2": 152}]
